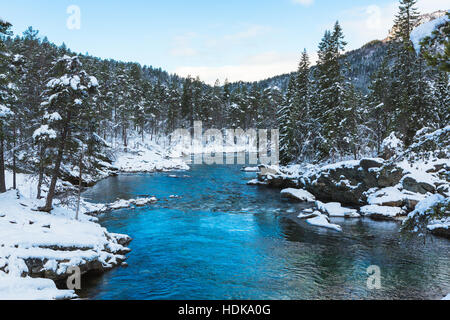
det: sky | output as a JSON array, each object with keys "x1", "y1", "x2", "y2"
[{"x1": 0, "y1": 0, "x2": 448, "y2": 84}]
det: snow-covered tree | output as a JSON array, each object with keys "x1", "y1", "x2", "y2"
[
  {"x1": 39, "y1": 55, "x2": 98, "y2": 212},
  {"x1": 0, "y1": 18, "x2": 14, "y2": 193}
]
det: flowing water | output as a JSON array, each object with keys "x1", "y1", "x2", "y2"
[{"x1": 79, "y1": 162, "x2": 450, "y2": 300}]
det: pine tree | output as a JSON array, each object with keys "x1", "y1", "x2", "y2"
[
  {"x1": 39, "y1": 55, "x2": 99, "y2": 212},
  {"x1": 433, "y1": 71, "x2": 450, "y2": 128},
  {"x1": 313, "y1": 21, "x2": 347, "y2": 160},
  {"x1": 390, "y1": 0, "x2": 425, "y2": 145},
  {"x1": 0, "y1": 18, "x2": 13, "y2": 193},
  {"x1": 367, "y1": 58, "x2": 395, "y2": 153},
  {"x1": 279, "y1": 50, "x2": 312, "y2": 164}
]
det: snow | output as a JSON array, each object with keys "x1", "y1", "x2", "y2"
[
  {"x1": 366, "y1": 186, "x2": 426, "y2": 207},
  {"x1": 247, "y1": 179, "x2": 268, "y2": 186},
  {"x1": 381, "y1": 132, "x2": 404, "y2": 155},
  {"x1": 33, "y1": 125, "x2": 57, "y2": 140},
  {"x1": 89, "y1": 76, "x2": 99, "y2": 87},
  {"x1": 410, "y1": 14, "x2": 449, "y2": 53},
  {"x1": 241, "y1": 167, "x2": 259, "y2": 172},
  {"x1": 321, "y1": 160, "x2": 361, "y2": 171},
  {"x1": 427, "y1": 217, "x2": 450, "y2": 231},
  {"x1": 360, "y1": 205, "x2": 404, "y2": 219},
  {"x1": 0, "y1": 190, "x2": 131, "y2": 300},
  {"x1": 0, "y1": 276, "x2": 76, "y2": 300},
  {"x1": 408, "y1": 194, "x2": 445, "y2": 217},
  {"x1": 316, "y1": 201, "x2": 361, "y2": 218},
  {"x1": 443, "y1": 294, "x2": 450, "y2": 300},
  {"x1": 0, "y1": 104, "x2": 13, "y2": 118},
  {"x1": 114, "y1": 137, "x2": 189, "y2": 173},
  {"x1": 281, "y1": 188, "x2": 316, "y2": 202},
  {"x1": 305, "y1": 212, "x2": 343, "y2": 232},
  {"x1": 43, "y1": 111, "x2": 62, "y2": 122}
]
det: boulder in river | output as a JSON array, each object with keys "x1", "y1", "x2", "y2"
[{"x1": 281, "y1": 188, "x2": 316, "y2": 202}]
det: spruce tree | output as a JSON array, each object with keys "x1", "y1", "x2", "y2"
[
  {"x1": 39, "y1": 55, "x2": 98, "y2": 212},
  {"x1": 0, "y1": 19, "x2": 13, "y2": 193}
]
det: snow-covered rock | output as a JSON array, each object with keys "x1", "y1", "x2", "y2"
[
  {"x1": 241, "y1": 167, "x2": 259, "y2": 172},
  {"x1": 316, "y1": 201, "x2": 361, "y2": 218},
  {"x1": 403, "y1": 194, "x2": 449, "y2": 238},
  {"x1": 247, "y1": 179, "x2": 268, "y2": 186},
  {"x1": 0, "y1": 190, "x2": 132, "y2": 300},
  {"x1": 443, "y1": 293, "x2": 450, "y2": 300},
  {"x1": 360, "y1": 205, "x2": 405, "y2": 221},
  {"x1": 281, "y1": 188, "x2": 316, "y2": 202},
  {"x1": 366, "y1": 186, "x2": 426, "y2": 209},
  {"x1": 305, "y1": 212, "x2": 342, "y2": 232}
]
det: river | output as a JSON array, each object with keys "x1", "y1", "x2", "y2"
[{"x1": 79, "y1": 162, "x2": 450, "y2": 300}]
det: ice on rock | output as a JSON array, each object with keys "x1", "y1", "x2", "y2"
[
  {"x1": 305, "y1": 212, "x2": 343, "y2": 232},
  {"x1": 316, "y1": 201, "x2": 360, "y2": 218},
  {"x1": 360, "y1": 205, "x2": 404, "y2": 220},
  {"x1": 281, "y1": 188, "x2": 316, "y2": 202}
]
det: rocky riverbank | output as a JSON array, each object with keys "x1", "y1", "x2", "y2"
[
  {"x1": 250, "y1": 126, "x2": 450, "y2": 238},
  {"x1": 0, "y1": 144, "x2": 190, "y2": 300}
]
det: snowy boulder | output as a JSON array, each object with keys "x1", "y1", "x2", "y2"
[
  {"x1": 360, "y1": 205, "x2": 405, "y2": 221},
  {"x1": 132, "y1": 197, "x2": 158, "y2": 207},
  {"x1": 281, "y1": 188, "x2": 316, "y2": 202},
  {"x1": 403, "y1": 194, "x2": 448, "y2": 238},
  {"x1": 305, "y1": 212, "x2": 342, "y2": 232},
  {"x1": 427, "y1": 217, "x2": 450, "y2": 239},
  {"x1": 297, "y1": 211, "x2": 319, "y2": 220},
  {"x1": 401, "y1": 174, "x2": 436, "y2": 194},
  {"x1": 443, "y1": 294, "x2": 450, "y2": 301},
  {"x1": 241, "y1": 167, "x2": 259, "y2": 172},
  {"x1": 316, "y1": 201, "x2": 361, "y2": 218},
  {"x1": 247, "y1": 179, "x2": 268, "y2": 186},
  {"x1": 367, "y1": 187, "x2": 405, "y2": 207},
  {"x1": 360, "y1": 158, "x2": 384, "y2": 171}
]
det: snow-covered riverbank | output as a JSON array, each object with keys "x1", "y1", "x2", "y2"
[
  {"x1": 0, "y1": 143, "x2": 190, "y2": 300},
  {"x1": 0, "y1": 190, "x2": 132, "y2": 300}
]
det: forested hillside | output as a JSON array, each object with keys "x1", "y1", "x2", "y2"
[{"x1": 0, "y1": 0, "x2": 448, "y2": 212}]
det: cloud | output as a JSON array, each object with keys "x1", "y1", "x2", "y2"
[
  {"x1": 174, "y1": 51, "x2": 315, "y2": 85},
  {"x1": 337, "y1": 3, "x2": 398, "y2": 48},
  {"x1": 169, "y1": 32, "x2": 199, "y2": 57},
  {"x1": 292, "y1": 0, "x2": 315, "y2": 7},
  {"x1": 224, "y1": 25, "x2": 272, "y2": 41}
]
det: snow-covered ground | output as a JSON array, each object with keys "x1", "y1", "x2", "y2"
[
  {"x1": 0, "y1": 190, "x2": 131, "y2": 300},
  {"x1": 0, "y1": 135, "x2": 191, "y2": 300},
  {"x1": 113, "y1": 137, "x2": 189, "y2": 173}
]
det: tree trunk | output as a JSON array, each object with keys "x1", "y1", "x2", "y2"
[
  {"x1": 123, "y1": 122, "x2": 128, "y2": 152},
  {"x1": 0, "y1": 124, "x2": 6, "y2": 193},
  {"x1": 37, "y1": 143, "x2": 44, "y2": 199},
  {"x1": 40, "y1": 113, "x2": 71, "y2": 212},
  {"x1": 75, "y1": 147, "x2": 83, "y2": 220},
  {"x1": 12, "y1": 122, "x2": 16, "y2": 190}
]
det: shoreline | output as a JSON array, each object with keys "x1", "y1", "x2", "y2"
[{"x1": 0, "y1": 147, "x2": 191, "y2": 300}]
